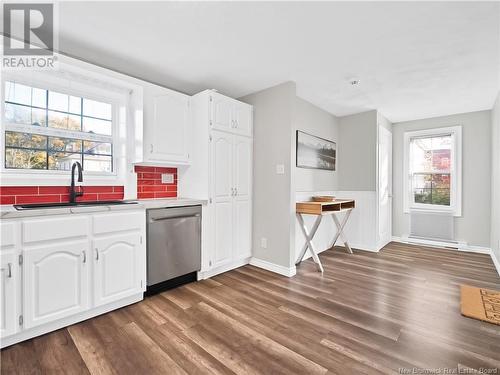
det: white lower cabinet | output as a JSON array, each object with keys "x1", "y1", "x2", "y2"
[
  {"x1": 0, "y1": 209, "x2": 146, "y2": 348},
  {"x1": 23, "y1": 240, "x2": 90, "y2": 329},
  {"x1": 93, "y1": 233, "x2": 143, "y2": 307},
  {"x1": 0, "y1": 251, "x2": 18, "y2": 338}
]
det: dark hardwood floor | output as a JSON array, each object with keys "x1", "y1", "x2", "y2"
[{"x1": 2, "y1": 242, "x2": 500, "y2": 374}]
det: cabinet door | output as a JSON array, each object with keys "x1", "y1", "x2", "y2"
[
  {"x1": 233, "y1": 136, "x2": 252, "y2": 259},
  {"x1": 145, "y1": 87, "x2": 191, "y2": 163},
  {"x1": 24, "y1": 241, "x2": 89, "y2": 329},
  {"x1": 211, "y1": 94, "x2": 233, "y2": 133},
  {"x1": 93, "y1": 233, "x2": 143, "y2": 307},
  {"x1": 234, "y1": 136, "x2": 252, "y2": 201},
  {"x1": 233, "y1": 103, "x2": 253, "y2": 137},
  {"x1": 0, "y1": 252, "x2": 17, "y2": 338},
  {"x1": 234, "y1": 200, "x2": 252, "y2": 259},
  {"x1": 211, "y1": 131, "x2": 233, "y2": 267}
]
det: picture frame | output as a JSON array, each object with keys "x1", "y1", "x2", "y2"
[{"x1": 296, "y1": 130, "x2": 336, "y2": 171}]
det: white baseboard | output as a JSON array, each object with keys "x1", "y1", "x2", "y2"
[
  {"x1": 391, "y1": 236, "x2": 491, "y2": 254},
  {"x1": 197, "y1": 257, "x2": 251, "y2": 280},
  {"x1": 249, "y1": 257, "x2": 296, "y2": 277},
  {"x1": 491, "y1": 250, "x2": 500, "y2": 277}
]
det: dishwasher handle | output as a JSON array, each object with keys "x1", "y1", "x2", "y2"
[{"x1": 149, "y1": 213, "x2": 200, "y2": 223}]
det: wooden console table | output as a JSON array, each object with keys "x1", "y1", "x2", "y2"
[{"x1": 296, "y1": 199, "x2": 355, "y2": 273}]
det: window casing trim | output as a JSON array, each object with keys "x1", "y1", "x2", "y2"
[
  {"x1": 1, "y1": 72, "x2": 127, "y2": 183},
  {"x1": 403, "y1": 126, "x2": 462, "y2": 216}
]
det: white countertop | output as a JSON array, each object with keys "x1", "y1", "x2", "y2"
[{"x1": 0, "y1": 197, "x2": 207, "y2": 219}]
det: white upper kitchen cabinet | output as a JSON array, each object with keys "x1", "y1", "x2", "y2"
[
  {"x1": 93, "y1": 233, "x2": 143, "y2": 307},
  {"x1": 142, "y1": 83, "x2": 191, "y2": 165},
  {"x1": 211, "y1": 92, "x2": 253, "y2": 137},
  {"x1": 23, "y1": 240, "x2": 90, "y2": 329}
]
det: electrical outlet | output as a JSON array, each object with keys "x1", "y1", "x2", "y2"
[
  {"x1": 276, "y1": 164, "x2": 285, "y2": 175},
  {"x1": 261, "y1": 238, "x2": 268, "y2": 249},
  {"x1": 161, "y1": 173, "x2": 174, "y2": 184}
]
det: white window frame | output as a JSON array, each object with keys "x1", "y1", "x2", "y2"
[
  {"x1": 0, "y1": 65, "x2": 130, "y2": 186},
  {"x1": 403, "y1": 126, "x2": 462, "y2": 216}
]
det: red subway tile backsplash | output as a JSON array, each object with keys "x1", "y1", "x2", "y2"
[
  {"x1": 134, "y1": 165, "x2": 178, "y2": 200},
  {"x1": 0, "y1": 186, "x2": 124, "y2": 205}
]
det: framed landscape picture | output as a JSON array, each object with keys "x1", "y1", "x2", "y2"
[{"x1": 296, "y1": 130, "x2": 336, "y2": 171}]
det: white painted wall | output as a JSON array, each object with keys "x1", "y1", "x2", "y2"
[
  {"x1": 294, "y1": 97, "x2": 340, "y2": 192},
  {"x1": 491, "y1": 93, "x2": 500, "y2": 270},
  {"x1": 240, "y1": 82, "x2": 297, "y2": 269},
  {"x1": 392, "y1": 110, "x2": 492, "y2": 248},
  {"x1": 338, "y1": 110, "x2": 378, "y2": 191}
]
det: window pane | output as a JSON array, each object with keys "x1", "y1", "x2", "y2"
[
  {"x1": 6, "y1": 131, "x2": 47, "y2": 149},
  {"x1": 48, "y1": 111, "x2": 81, "y2": 131},
  {"x1": 6, "y1": 148, "x2": 47, "y2": 169},
  {"x1": 31, "y1": 107, "x2": 47, "y2": 127},
  {"x1": 49, "y1": 137, "x2": 82, "y2": 153},
  {"x1": 411, "y1": 134, "x2": 452, "y2": 173},
  {"x1": 83, "y1": 140, "x2": 111, "y2": 155},
  {"x1": 412, "y1": 173, "x2": 431, "y2": 189},
  {"x1": 83, "y1": 99, "x2": 112, "y2": 120},
  {"x1": 48, "y1": 91, "x2": 69, "y2": 112},
  {"x1": 84, "y1": 154, "x2": 112, "y2": 172},
  {"x1": 32, "y1": 87, "x2": 47, "y2": 108},
  {"x1": 48, "y1": 152, "x2": 81, "y2": 171},
  {"x1": 69, "y1": 96, "x2": 81, "y2": 114},
  {"x1": 5, "y1": 82, "x2": 31, "y2": 105},
  {"x1": 5, "y1": 103, "x2": 31, "y2": 125},
  {"x1": 431, "y1": 189, "x2": 450, "y2": 206},
  {"x1": 82, "y1": 117, "x2": 112, "y2": 135},
  {"x1": 414, "y1": 188, "x2": 432, "y2": 204}
]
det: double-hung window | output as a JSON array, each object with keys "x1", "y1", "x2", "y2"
[
  {"x1": 3, "y1": 81, "x2": 114, "y2": 173},
  {"x1": 404, "y1": 126, "x2": 462, "y2": 215}
]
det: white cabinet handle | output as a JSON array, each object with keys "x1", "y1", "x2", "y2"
[
  {"x1": 1, "y1": 263, "x2": 12, "y2": 278},
  {"x1": 150, "y1": 144, "x2": 154, "y2": 153},
  {"x1": 82, "y1": 251, "x2": 86, "y2": 263},
  {"x1": 95, "y1": 248, "x2": 99, "y2": 261}
]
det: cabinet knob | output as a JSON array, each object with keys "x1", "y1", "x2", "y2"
[
  {"x1": 150, "y1": 144, "x2": 154, "y2": 153},
  {"x1": 82, "y1": 251, "x2": 87, "y2": 263},
  {"x1": 95, "y1": 248, "x2": 99, "y2": 261}
]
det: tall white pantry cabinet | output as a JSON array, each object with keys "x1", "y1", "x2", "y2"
[{"x1": 181, "y1": 90, "x2": 253, "y2": 278}]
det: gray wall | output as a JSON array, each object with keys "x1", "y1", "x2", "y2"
[
  {"x1": 393, "y1": 110, "x2": 492, "y2": 247},
  {"x1": 491, "y1": 94, "x2": 500, "y2": 264},
  {"x1": 338, "y1": 110, "x2": 378, "y2": 191},
  {"x1": 240, "y1": 82, "x2": 296, "y2": 269},
  {"x1": 294, "y1": 97, "x2": 340, "y2": 192}
]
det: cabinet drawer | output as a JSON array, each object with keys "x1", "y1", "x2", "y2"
[
  {"x1": 93, "y1": 211, "x2": 144, "y2": 235},
  {"x1": 1, "y1": 222, "x2": 17, "y2": 248},
  {"x1": 23, "y1": 216, "x2": 89, "y2": 244}
]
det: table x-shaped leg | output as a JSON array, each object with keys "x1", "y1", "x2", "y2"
[
  {"x1": 296, "y1": 213, "x2": 324, "y2": 272},
  {"x1": 329, "y1": 209, "x2": 353, "y2": 254}
]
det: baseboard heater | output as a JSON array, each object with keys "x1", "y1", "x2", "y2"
[{"x1": 409, "y1": 210, "x2": 457, "y2": 247}]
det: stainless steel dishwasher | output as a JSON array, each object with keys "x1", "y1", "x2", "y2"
[{"x1": 146, "y1": 205, "x2": 201, "y2": 295}]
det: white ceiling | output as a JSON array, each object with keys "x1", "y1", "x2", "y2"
[{"x1": 56, "y1": 1, "x2": 500, "y2": 122}]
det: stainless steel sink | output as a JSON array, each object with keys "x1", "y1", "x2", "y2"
[{"x1": 13, "y1": 200, "x2": 138, "y2": 210}]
